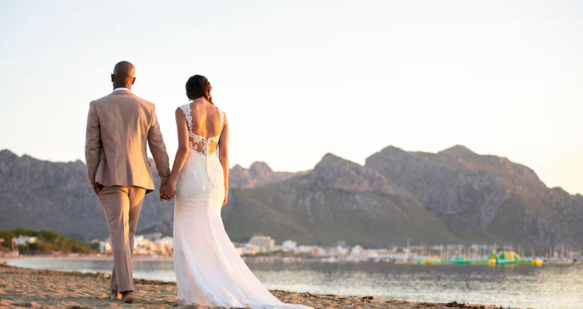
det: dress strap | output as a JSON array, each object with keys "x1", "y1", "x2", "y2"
[
  {"x1": 180, "y1": 104, "x2": 193, "y2": 131},
  {"x1": 218, "y1": 108, "x2": 225, "y2": 133}
]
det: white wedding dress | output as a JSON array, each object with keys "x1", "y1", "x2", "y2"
[{"x1": 173, "y1": 103, "x2": 311, "y2": 309}]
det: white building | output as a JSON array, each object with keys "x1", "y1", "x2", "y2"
[
  {"x1": 248, "y1": 235, "x2": 275, "y2": 253},
  {"x1": 133, "y1": 235, "x2": 174, "y2": 256},
  {"x1": 350, "y1": 245, "x2": 364, "y2": 256},
  {"x1": 100, "y1": 241, "x2": 112, "y2": 254},
  {"x1": 347, "y1": 245, "x2": 368, "y2": 261},
  {"x1": 243, "y1": 244, "x2": 261, "y2": 255},
  {"x1": 282, "y1": 240, "x2": 297, "y2": 251},
  {"x1": 134, "y1": 235, "x2": 155, "y2": 255},
  {"x1": 326, "y1": 245, "x2": 349, "y2": 257},
  {"x1": 297, "y1": 245, "x2": 326, "y2": 256},
  {"x1": 158, "y1": 236, "x2": 173, "y2": 246},
  {"x1": 13, "y1": 235, "x2": 38, "y2": 246},
  {"x1": 98, "y1": 235, "x2": 173, "y2": 256}
]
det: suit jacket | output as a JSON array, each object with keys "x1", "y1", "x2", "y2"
[{"x1": 85, "y1": 89, "x2": 171, "y2": 195}]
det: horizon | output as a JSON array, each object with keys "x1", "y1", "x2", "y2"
[{"x1": 0, "y1": 1, "x2": 581, "y2": 194}]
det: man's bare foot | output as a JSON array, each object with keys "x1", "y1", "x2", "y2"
[
  {"x1": 121, "y1": 291, "x2": 135, "y2": 303},
  {"x1": 109, "y1": 290, "x2": 120, "y2": 300}
]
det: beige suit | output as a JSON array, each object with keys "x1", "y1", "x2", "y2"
[{"x1": 85, "y1": 89, "x2": 170, "y2": 292}]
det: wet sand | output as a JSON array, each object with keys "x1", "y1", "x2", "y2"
[{"x1": 0, "y1": 263, "x2": 507, "y2": 309}]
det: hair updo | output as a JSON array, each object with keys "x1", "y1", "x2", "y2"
[{"x1": 186, "y1": 75, "x2": 213, "y2": 105}]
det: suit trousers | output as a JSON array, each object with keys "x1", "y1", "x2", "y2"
[{"x1": 98, "y1": 185, "x2": 146, "y2": 292}]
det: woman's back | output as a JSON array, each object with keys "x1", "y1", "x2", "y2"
[
  {"x1": 189, "y1": 101, "x2": 222, "y2": 138},
  {"x1": 180, "y1": 100, "x2": 225, "y2": 156}
]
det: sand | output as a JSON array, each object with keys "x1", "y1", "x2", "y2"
[{"x1": 0, "y1": 263, "x2": 506, "y2": 309}]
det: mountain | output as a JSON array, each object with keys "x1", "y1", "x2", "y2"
[
  {"x1": 229, "y1": 162, "x2": 308, "y2": 189},
  {"x1": 0, "y1": 150, "x2": 172, "y2": 241},
  {"x1": 221, "y1": 154, "x2": 460, "y2": 245},
  {"x1": 0, "y1": 150, "x2": 304, "y2": 242},
  {"x1": 1, "y1": 147, "x2": 582, "y2": 249},
  {"x1": 364, "y1": 145, "x2": 583, "y2": 247}
]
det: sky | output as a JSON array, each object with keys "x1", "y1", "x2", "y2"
[{"x1": 0, "y1": 0, "x2": 581, "y2": 194}]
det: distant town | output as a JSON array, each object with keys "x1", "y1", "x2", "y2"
[{"x1": 2, "y1": 229, "x2": 581, "y2": 264}]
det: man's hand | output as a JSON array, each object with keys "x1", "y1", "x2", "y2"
[{"x1": 160, "y1": 183, "x2": 176, "y2": 201}]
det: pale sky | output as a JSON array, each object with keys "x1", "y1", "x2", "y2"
[{"x1": 0, "y1": 0, "x2": 581, "y2": 194}]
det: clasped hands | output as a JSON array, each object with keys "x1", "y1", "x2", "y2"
[{"x1": 160, "y1": 182, "x2": 176, "y2": 201}]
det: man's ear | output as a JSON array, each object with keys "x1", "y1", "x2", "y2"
[
  {"x1": 111, "y1": 74, "x2": 114, "y2": 82},
  {"x1": 132, "y1": 77, "x2": 136, "y2": 85}
]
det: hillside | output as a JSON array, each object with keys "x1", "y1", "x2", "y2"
[
  {"x1": 1, "y1": 147, "x2": 582, "y2": 248},
  {"x1": 365, "y1": 145, "x2": 583, "y2": 247}
]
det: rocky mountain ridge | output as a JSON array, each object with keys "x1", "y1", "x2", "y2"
[
  {"x1": 229, "y1": 162, "x2": 308, "y2": 189},
  {"x1": 1, "y1": 147, "x2": 581, "y2": 249}
]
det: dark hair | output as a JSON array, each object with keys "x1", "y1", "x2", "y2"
[{"x1": 186, "y1": 75, "x2": 213, "y2": 105}]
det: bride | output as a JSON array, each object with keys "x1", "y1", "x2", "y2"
[{"x1": 160, "y1": 75, "x2": 311, "y2": 308}]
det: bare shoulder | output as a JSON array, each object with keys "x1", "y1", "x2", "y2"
[
  {"x1": 176, "y1": 103, "x2": 192, "y2": 115},
  {"x1": 175, "y1": 106, "x2": 185, "y2": 117},
  {"x1": 175, "y1": 106, "x2": 191, "y2": 125},
  {"x1": 220, "y1": 108, "x2": 228, "y2": 124}
]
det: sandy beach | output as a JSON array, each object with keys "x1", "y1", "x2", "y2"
[{"x1": 0, "y1": 263, "x2": 507, "y2": 309}]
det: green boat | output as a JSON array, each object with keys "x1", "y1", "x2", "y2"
[{"x1": 417, "y1": 250, "x2": 543, "y2": 266}]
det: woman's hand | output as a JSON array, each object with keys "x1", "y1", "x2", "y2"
[
  {"x1": 160, "y1": 183, "x2": 176, "y2": 201},
  {"x1": 223, "y1": 189, "x2": 228, "y2": 206}
]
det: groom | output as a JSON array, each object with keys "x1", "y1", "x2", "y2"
[{"x1": 85, "y1": 61, "x2": 172, "y2": 303}]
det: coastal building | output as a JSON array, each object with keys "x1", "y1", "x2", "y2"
[
  {"x1": 350, "y1": 245, "x2": 364, "y2": 255},
  {"x1": 327, "y1": 245, "x2": 349, "y2": 257},
  {"x1": 347, "y1": 245, "x2": 367, "y2": 261},
  {"x1": 282, "y1": 240, "x2": 297, "y2": 251},
  {"x1": 248, "y1": 235, "x2": 275, "y2": 253},
  {"x1": 13, "y1": 235, "x2": 38, "y2": 246},
  {"x1": 242, "y1": 244, "x2": 260, "y2": 255},
  {"x1": 297, "y1": 245, "x2": 326, "y2": 256},
  {"x1": 97, "y1": 235, "x2": 173, "y2": 256},
  {"x1": 158, "y1": 236, "x2": 173, "y2": 246},
  {"x1": 100, "y1": 242, "x2": 112, "y2": 254},
  {"x1": 99, "y1": 238, "x2": 112, "y2": 254},
  {"x1": 133, "y1": 235, "x2": 174, "y2": 256}
]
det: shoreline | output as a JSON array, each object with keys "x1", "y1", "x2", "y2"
[
  {"x1": 1, "y1": 255, "x2": 173, "y2": 261},
  {"x1": 0, "y1": 263, "x2": 512, "y2": 309}
]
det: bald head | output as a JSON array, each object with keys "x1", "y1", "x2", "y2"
[{"x1": 111, "y1": 61, "x2": 136, "y2": 90}]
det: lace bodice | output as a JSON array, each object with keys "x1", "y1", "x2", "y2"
[{"x1": 179, "y1": 103, "x2": 225, "y2": 156}]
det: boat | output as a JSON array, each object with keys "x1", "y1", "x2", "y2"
[{"x1": 415, "y1": 250, "x2": 543, "y2": 266}]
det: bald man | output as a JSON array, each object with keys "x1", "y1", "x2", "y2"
[{"x1": 85, "y1": 61, "x2": 171, "y2": 303}]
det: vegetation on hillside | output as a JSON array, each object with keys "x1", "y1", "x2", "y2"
[{"x1": 0, "y1": 227, "x2": 99, "y2": 254}]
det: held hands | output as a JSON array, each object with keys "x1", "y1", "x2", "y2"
[{"x1": 160, "y1": 183, "x2": 176, "y2": 201}]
